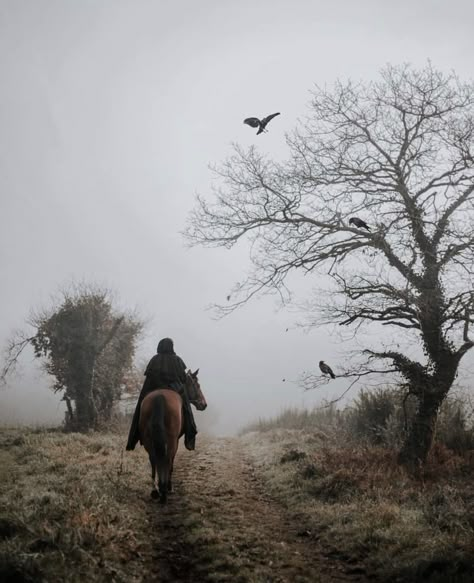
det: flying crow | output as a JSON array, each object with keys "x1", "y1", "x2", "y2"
[
  {"x1": 243, "y1": 112, "x2": 280, "y2": 135},
  {"x1": 349, "y1": 217, "x2": 371, "y2": 231},
  {"x1": 319, "y1": 360, "x2": 336, "y2": 379}
]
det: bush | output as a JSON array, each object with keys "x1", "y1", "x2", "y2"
[
  {"x1": 347, "y1": 387, "x2": 405, "y2": 444},
  {"x1": 347, "y1": 386, "x2": 474, "y2": 453},
  {"x1": 436, "y1": 397, "x2": 474, "y2": 453}
]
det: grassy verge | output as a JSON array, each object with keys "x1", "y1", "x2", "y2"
[
  {"x1": 0, "y1": 426, "x2": 153, "y2": 583},
  {"x1": 242, "y1": 428, "x2": 474, "y2": 582}
]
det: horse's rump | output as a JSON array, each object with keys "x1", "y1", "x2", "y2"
[{"x1": 139, "y1": 389, "x2": 183, "y2": 448}]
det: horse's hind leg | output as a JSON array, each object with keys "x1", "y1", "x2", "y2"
[
  {"x1": 157, "y1": 462, "x2": 169, "y2": 504},
  {"x1": 167, "y1": 460, "x2": 173, "y2": 493},
  {"x1": 158, "y1": 474, "x2": 168, "y2": 504},
  {"x1": 149, "y1": 453, "x2": 159, "y2": 500},
  {"x1": 168, "y1": 442, "x2": 178, "y2": 493}
]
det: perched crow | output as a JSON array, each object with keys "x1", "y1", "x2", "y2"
[
  {"x1": 243, "y1": 112, "x2": 280, "y2": 135},
  {"x1": 349, "y1": 217, "x2": 370, "y2": 231},
  {"x1": 319, "y1": 360, "x2": 336, "y2": 379}
]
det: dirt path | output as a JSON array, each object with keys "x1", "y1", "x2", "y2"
[{"x1": 126, "y1": 436, "x2": 367, "y2": 583}]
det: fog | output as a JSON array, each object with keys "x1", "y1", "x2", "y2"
[{"x1": 1, "y1": 1, "x2": 473, "y2": 435}]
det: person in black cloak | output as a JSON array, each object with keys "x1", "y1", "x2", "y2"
[{"x1": 126, "y1": 337, "x2": 198, "y2": 451}]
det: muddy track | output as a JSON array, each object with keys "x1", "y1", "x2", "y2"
[{"x1": 128, "y1": 436, "x2": 367, "y2": 583}]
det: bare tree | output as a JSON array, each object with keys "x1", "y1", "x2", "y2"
[{"x1": 186, "y1": 64, "x2": 474, "y2": 470}]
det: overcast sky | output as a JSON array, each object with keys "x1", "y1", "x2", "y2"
[{"x1": 1, "y1": 0, "x2": 473, "y2": 433}]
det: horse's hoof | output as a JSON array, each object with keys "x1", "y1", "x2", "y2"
[{"x1": 150, "y1": 490, "x2": 160, "y2": 500}]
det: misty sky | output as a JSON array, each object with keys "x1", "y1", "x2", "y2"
[{"x1": 1, "y1": 1, "x2": 473, "y2": 433}]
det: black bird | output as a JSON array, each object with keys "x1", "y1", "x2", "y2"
[
  {"x1": 349, "y1": 217, "x2": 371, "y2": 231},
  {"x1": 243, "y1": 112, "x2": 280, "y2": 135},
  {"x1": 319, "y1": 360, "x2": 336, "y2": 379}
]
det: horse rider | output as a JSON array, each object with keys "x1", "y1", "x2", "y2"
[{"x1": 126, "y1": 337, "x2": 198, "y2": 451}]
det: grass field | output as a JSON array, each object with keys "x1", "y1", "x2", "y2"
[{"x1": 1, "y1": 421, "x2": 474, "y2": 582}]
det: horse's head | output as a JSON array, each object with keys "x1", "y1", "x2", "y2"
[{"x1": 185, "y1": 368, "x2": 207, "y2": 411}]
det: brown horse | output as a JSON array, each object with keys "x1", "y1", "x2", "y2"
[{"x1": 138, "y1": 369, "x2": 207, "y2": 503}]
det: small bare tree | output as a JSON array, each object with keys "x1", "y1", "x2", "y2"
[{"x1": 186, "y1": 64, "x2": 474, "y2": 470}]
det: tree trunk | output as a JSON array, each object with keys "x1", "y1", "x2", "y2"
[
  {"x1": 398, "y1": 390, "x2": 446, "y2": 472},
  {"x1": 63, "y1": 396, "x2": 74, "y2": 426},
  {"x1": 75, "y1": 394, "x2": 95, "y2": 431}
]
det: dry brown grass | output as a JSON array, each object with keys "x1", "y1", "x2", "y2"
[
  {"x1": 0, "y1": 426, "x2": 155, "y2": 583},
  {"x1": 242, "y1": 429, "x2": 474, "y2": 582}
]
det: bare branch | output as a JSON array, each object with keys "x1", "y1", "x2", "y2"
[
  {"x1": 463, "y1": 308, "x2": 473, "y2": 344},
  {"x1": 1, "y1": 333, "x2": 35, "y2": 384}
]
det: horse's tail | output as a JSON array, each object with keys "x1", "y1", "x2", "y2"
[{"x1": 150, "y1": 394, "x2": 168, "y2": 500}]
